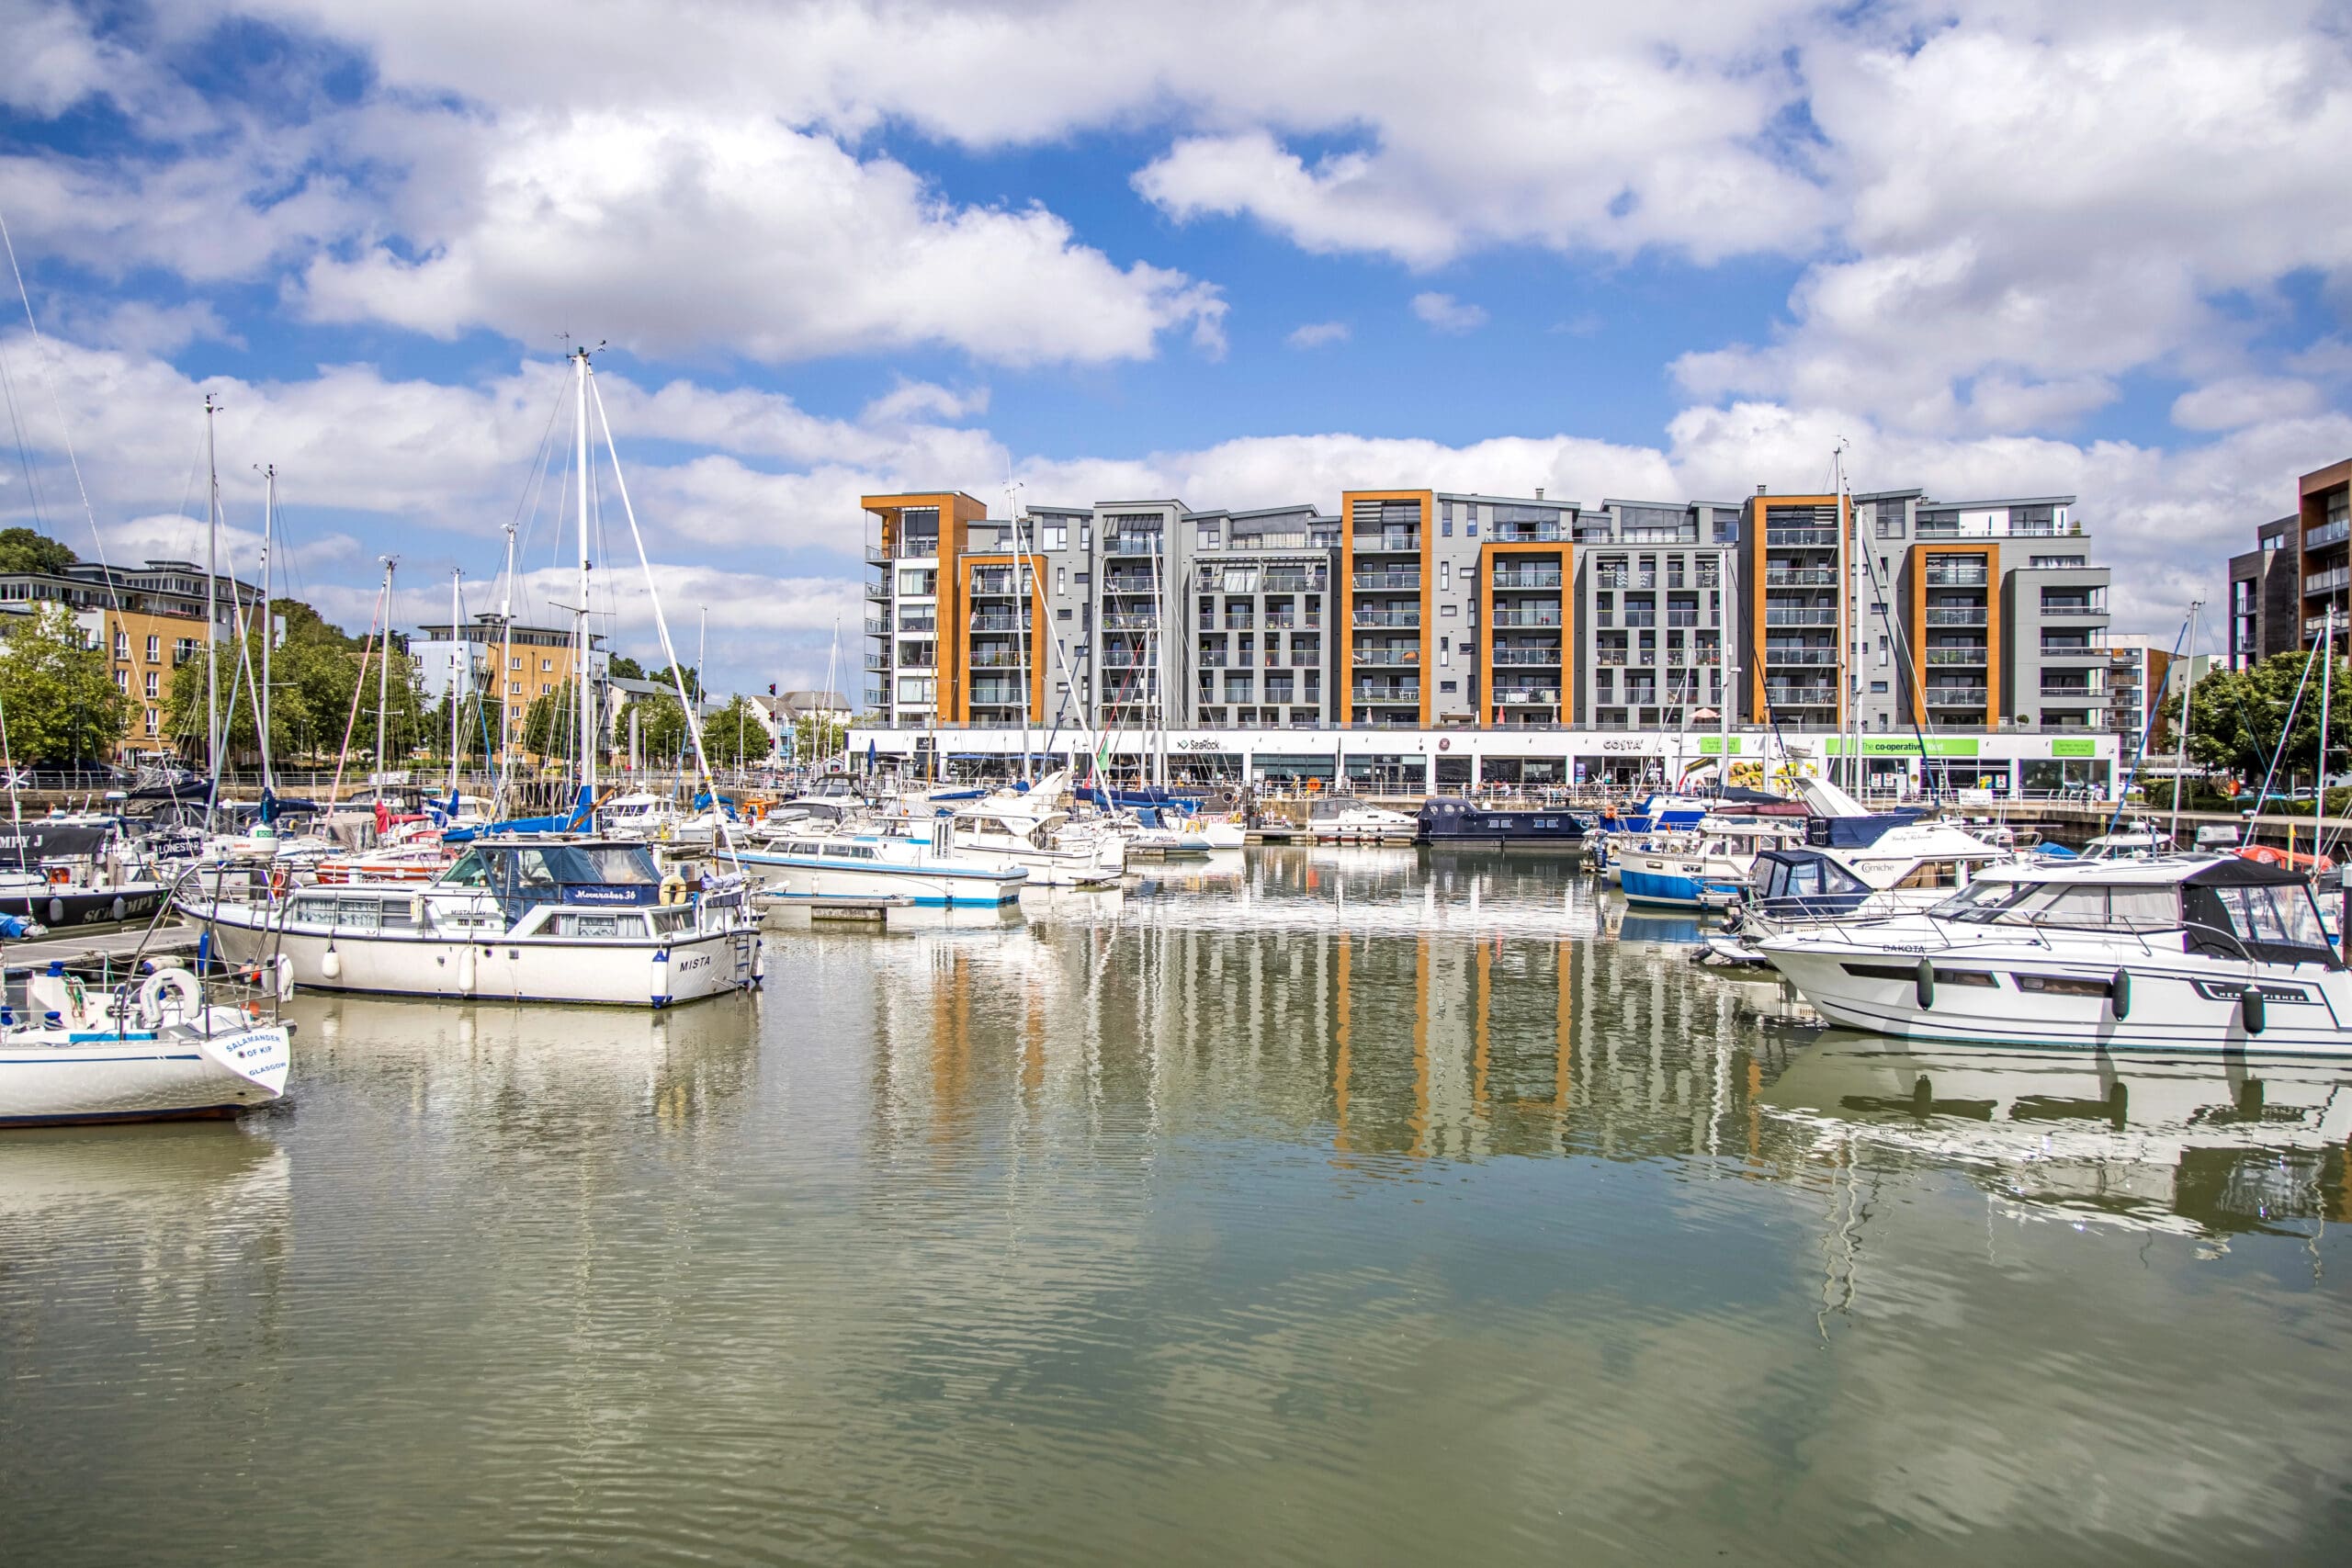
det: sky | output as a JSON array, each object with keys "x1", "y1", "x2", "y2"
[{"x1": 1, "y1": 0, "x2": 2349, "y2": 700}]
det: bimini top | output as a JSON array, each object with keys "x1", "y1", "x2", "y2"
[{"x1": 1965, "y1": 853, "x2": 2308, "y2": 890}]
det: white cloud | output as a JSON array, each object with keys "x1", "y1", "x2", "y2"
[
  {"x1": 1411, "y1": 293, "x2": 1487, "y2": 334},
  {"x1": 860, "y1": 380, "x2": 989, "y2": 425},
  {"x1": 2170, "y1": 376, "x2": 2324, "y2": 433},
  {"x1": 1285, "y1": 321, "x2": 1351, "y2": 350}
]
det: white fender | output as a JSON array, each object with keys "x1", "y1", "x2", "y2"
[
  {"x1": 109, "y1": 895, "x2": 126, "y2": 921},
  {"x1": 137, "y1": 967, "x2": 205, "y2": 1028},
  {"x1": 322, "y1": 943, "x2": 343, "y2": 981},
  {"x1": 457, "y1": 942, "x2": 477, "y2": 993},
  {"x1": 276, "y1": 953, "x2": 296, "y2": 1002}
]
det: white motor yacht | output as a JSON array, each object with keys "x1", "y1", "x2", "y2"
[
  {"x1": 1759, "y1": 855, "x2": 2352, "y2": 1057},
  {"x1": 1617, "y1": 815, "x2": 1808, "y2": 909},
  {"x1": 179, "y1": 837, "x2": 763, "y2": 1008},
  {"x1": 737, "y1": 825, "x2": 1027, "y2": 907},
  {"x1": 1306, "y1": 799, "x2": 1419, "y2": 844}
]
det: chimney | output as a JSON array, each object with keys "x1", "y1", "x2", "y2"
[
  {"x1": 1534, "y1": 487, "x2": 1544, "y2": 500},
  {"x1": 1756, "y1": 484, "x2": 1768, "y2": 495}
]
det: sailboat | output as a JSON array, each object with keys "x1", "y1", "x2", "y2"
[{"x1": 177, "y1": 348, "x2": 765, "y2": 1008}]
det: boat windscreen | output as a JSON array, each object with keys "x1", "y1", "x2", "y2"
[
  {"x1": 2184, "y1": 881, "x2": 2338, "y2": 965},
  {"x1": 1939, "y1": 882, "x2": 2181, "y2": 931},
  {"x1": 549, "y1": 845, "x2": 661, "y2": 886}
]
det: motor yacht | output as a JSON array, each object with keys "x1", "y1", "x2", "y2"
[
  {"x1": 179, "y1": 837, "x2": 763, "y2": 1008},
  {"x1": 736, "y1": 825, "x2": 1027, "y2": 907},
  {"x1": 1618, "y1": 815, "x2": 1809, "y2": 909},
  {"x1": 1758, "y1": 855, "x2": 2352, "y2": 1057}
]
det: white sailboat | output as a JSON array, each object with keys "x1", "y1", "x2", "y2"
[
  {"x1": 0, "y1": 961, "x2": 290, "y2": 1126},
  {"x1": 177, "y1": 347, "x2": 764, "y2": 1008}
]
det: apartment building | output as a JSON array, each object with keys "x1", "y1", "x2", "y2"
[
  {"x1": 2101, "y1": 633, "x2": 2177, "y2": 741},
  {"x1": 1573, "y1": 499, "x2": 1740, "y2": 730},
  {"x1": 0, "y1": 556, "x2": 260, "y2": 754},
  {"x1": 865, "y1": 479, "x2": 2109, "y2": 739},
  {"x1": 412, "y1": 614, "x2": 609, "y2": 750},
  {"x1": 2224, "y1": 459, "x2": 2352, "y2": 667}
]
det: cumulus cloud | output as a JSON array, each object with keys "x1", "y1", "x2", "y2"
[
  {"x1": 2170, "y1": 376, "x2": 2324, "y2": 433},
  {"x1": 1411, "y1": 293, "x2": 1487, "y2": 334},
  {"x1": 1285, "y1": 321, "x2": 1351, "y2": 350}
]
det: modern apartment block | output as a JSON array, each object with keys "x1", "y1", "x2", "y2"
[
  {"x1": 864, "y1": 479, "x2": 2110, "y2": 737},
  {"x1": 2225, "y1": 459, "x2": 2352, "y2": 667},
  {"x1": 1574, "y1": 499, "x2": 1740, "y2": 730}
]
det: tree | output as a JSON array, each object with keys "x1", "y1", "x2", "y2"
[
  {"x1": 606, "y1": 652, "x2": 645, "y2": 682},
  {"x1": 0, "y1": 604, "x2": 134, "y2": 762},
  {"x1": 2162, "y1": 649, "x2": 2352, "y2": 790},
  {"x1": 627, "y1": 693, "x2": 689, "y2": 764},
  {"x1": 163, "y1": 602, "x2": 424, "y2": 767},
  {"x1": 704, "y1": 694, "x2": 768, "y2": 770},
  {"x1": 793, "y1": 710, "x2": 849, "y2": 765},
  {"x1": 0, "y1": 527, "x2": 76, "y2": 576},
  {"x1": 648, "y1": 663, "x2": 701, "y2": 702}
]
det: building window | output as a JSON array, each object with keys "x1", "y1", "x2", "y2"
[
  {"x1": 1464, "y1": 504, "x2": 1478, "y2": 524},
  {"x1": 541, "y1": 658, "x2": 554, "y2": 672},
  {"x1": 1442, "y1": 519, "x2": 1453, "y2": 537},
  {"x1": 143, "y1": 671, "x2": 159, "y2": 699},
  {"x1": 114, "y1": 668, "x2": 129, "y2": 693},
  {"x1": 1465, "y1": 522, "x2": 1476, "y2": 537},
  {"x1": 509, "y1": 682, "x2": 522, "y2": 696},
  {"x1": 1043, "y1": 525, "x2": 1068, "y2": 551},
  {"x1": 1440, "y1": 561, "x2": 1451, "y2": 589},
  {"x1": 144, "y1": 707, "x2": 159, "y2": 736},
  {"x1": 1440, "y1": 680, "x2": 1457, "y2": 694},
  {"x1": 1057, "y1": 566, "x2": 1067, "y2": 595},
  {"x1": 1057, "y1": 607, "x2": 1072, "y2": 621},
  {"x1": 1441, "y1": 604, "x2": 1457, "y2": 617},
  {"x1": 145, "y1": 635, "x2": 160, "y2": 662},
  {"x1": 112, "y1": 630, "x2": 127, "y2": 659},
  {"x1": 1870, "y1": 681, "x2": 1888, "y2": 694}
]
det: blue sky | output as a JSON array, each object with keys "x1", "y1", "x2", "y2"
[{"x1": 2, "y1": 0, "x2": 2349, "y2": 695}]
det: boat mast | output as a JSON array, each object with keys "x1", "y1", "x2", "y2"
[
  {"x1": 574, "y1": 346, "x2": 596, "y2": 811},
  {"x1": 2169, "y1": 600, "x2": 2201, "y2": 846},
  {"x1": 1833, "y1": 438, "x2": 1854, "y2": 795},
  {"x1": 257, "y1": 461, "x2": 276, "y2": 796},
  {"x1": 496, "y1": 522, "x2": 516, "y2": 809},
  {"x1": 2316, "y1": 604, "x2": 2333, "y2": 861},
  {"x1": 447, "y1": 567, "x2": 464, "y2": 804},
  {"x1": 203, "y1": 394, "x2": 221, "y2": 815},
  {"x1": 1719, "y1": 536, "x2": 1735, "y2": 790},
  {"x1": 375, "y1": 555, "x2": 397, "y2": 787}
]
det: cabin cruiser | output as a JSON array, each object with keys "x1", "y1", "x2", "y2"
[
  {"x1": 1702, "y1": 819, "x2": 2017, "y2": 965},
  {"x1": 940, "y1": 798, "x2": 1125, "y2": 887},
  {"x1": 1618, "y1": 815, "x2": 1809, "y2": 909},
  {"x1": 0, "y1": 959, "x2": 291, "y2": 1126},
  {"x1": 0, "y1": 815, "x2": 168, "y2": 929},
  {"x1": 179, "y1": 837, "x2": 763, "y2": 1008},
  {"x1": 1758, "y1": 856, "x2": 2352, "y2": 1057},
  {"x1": 737, "y1": 823, "x2": 1027, "y2": 907},
  {"x1": 2079, "y1": 820, "x2": 2177, "y2": 861},
  {"x1": 1310, "y1": 798, "x2": 1420, "y2": 845}
]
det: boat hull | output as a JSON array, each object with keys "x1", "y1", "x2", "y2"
[
  {"x1": 201, "y1": 915, "x2": 757, "y2": 1008},
  {"x1": 736, "y1": 852, "x2": 1023, "y2": 907},
  {"x1": 1763, "y1": 940, "x2": 2352, "y2": 1059},
  {"x1": 0, "y1": 884, "x2": 166, "y2": 929},
  {"x1": 0, "y1": 1023, "x2": 290, "y2": 1126}
]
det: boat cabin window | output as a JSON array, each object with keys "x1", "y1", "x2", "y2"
[
  {"x1": 1933, "y1": 880, "x2": 2177, "y2": 930},
  {"x1": 443, "y1": 850, "x2": 491, "y2": 887},
  {"x1": 1894, "y1": 859, "x2": 1967, "y2": 890},
  {"x1": 2183, "y1": 882, "x2": 2335, "y2": 964}
]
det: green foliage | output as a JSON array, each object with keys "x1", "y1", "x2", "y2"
[
  {"x1": 164, "y1": 607, "x2": 424, "y2": 765},
  {"x1": 792, "y1": 711, "x2": 849, "y2": 763},
  {"x1": 703, "y1": 694, "x2": 768, "y2": 769},
  {"x1": 628, "y1": 693, "x2": 689, "y2": 762},
  {"x1": 648, "y1": 664, "x2": 701, "y2": 702},
  {"x1": 2164, "y1": 650, "x2": 2352, "y2": 784},
  {"x1": 0, "y1": 604, "x2": 133, "y2": 761},
  {"x1": 606, "y1": 652, "x2": 645, "y2": 682},
  {"x1": 0, "y1": 527, "x2": 77, "y2": 576}
]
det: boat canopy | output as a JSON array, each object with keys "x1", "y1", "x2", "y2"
[
  {"x1": 440, "y1": 838, "x2": 666, "y2": 908},
  {"x1": 445, "y1": 786, "x2": 594, "y2": 843},
  {"x1": 1749, "y1": 848, "x2": 1873, "y2": 918}
]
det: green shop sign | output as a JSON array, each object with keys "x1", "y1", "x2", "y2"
[
  {"x1": 2049, "y1": 738, "x2": 2098, "y2": 757},
  {"x1": 1826, "y1": 737, "x2": 1982, "y2": 757},
  {"x1": 1695, "y1": 736, "x2": 1745, "y2": 755}
]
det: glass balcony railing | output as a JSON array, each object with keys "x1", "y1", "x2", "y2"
[
  {"x1": 1352, "y1": 570, "x2": 1420, "y2": 589},
  {"x1": 1924, "y1": 647, "x2": 1986, "y2": 664},
  {"x1": 1491, "y1": 649, "x2": 1562, "y2": 666},
  {"x1": 1926, "y1": 608, "x2": 1989, "y2": 626},
  {"x1": 1492, "y1": 570, "x2": 1564, "y2": 589},
  {"x1": 2305, "y1": 519, "x2": 2350, "y2": 551},
  {"x1": 1923, "y1": 686, "x2": 1990, "y2": 706},
  {"x1": 1491, "y1": 609, "x2": 1562, "y2": 627},
  {"x1": 1354, "y1": 649, "x2": 1419, "y2": 666},
  {"x1": 1353, "y1": 609, "x2": 1421, "y2": 628}
]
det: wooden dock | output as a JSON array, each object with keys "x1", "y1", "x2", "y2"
[{"x1": 756, "y1": 892, "x2": 912, "y2": 925}]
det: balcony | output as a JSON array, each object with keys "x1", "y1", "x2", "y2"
[
  {"x1": 1354, "y1": 648, "x2": 1419, "y2": 666},
  {"x1": 864, "y1": 577, "x2": 892, "y2": 601},
  {"x1": 1355, "y1": 530, "x2": 1420, "y2": 553},
  {"x1": 862, "y1": 651, "x2": 888, "y2": 671},
  {"x1": 1353, "y1": 609, "x2": 1420, "y2": 628},
  {"x1": 1621, "y1": 612, "x2": 1657, "y2": 628},
  {"x1": 1924, "y1": 647, "x2": 1986, "y2": 665},
  {"x1": 1352, "y1": 683, "x2": 1421, "y2": 704},
  {"x1": 1593, "y1": 570, "x2": 1657, "y2": 590},
  {"x1": 1491, "y1": 570, "x2": 1564, "y2": 589},
  {"x1": 1352, "y1": 570, "x2": 1420, "y2": 589},
  {"x1": 1765, "y1": 608, "x2": 1838, "y2": 626},
  {"x1": 1596, "y1": 649, "x2": 1630, "y2": 666},
  {"x1": 1491, "y1": 608, "x2": 1562, "y2": 627},
  {"x1": 969, "y1": 614, "x2": 1026, "y2": 631},
  {"x1": 2040, "y1": 682, "x2": 2106, "y2": 697},
  {"x1": 1926, "y1": 608, "x2": 1989, "y2": 626},
  {"x1": 1665, "y1": 610, "x2": 1709, "y2": 627},
  {"x1": 1763, "y1": 648, "x2": 1838, "y2": 665},
  {"x1": 863, "y1": 617, "x2": 888, "y2": 637},
  {"x1": 2038, "y1": 601, "x2": 2106, "y2": 618},
  {"x1": 1923, "y1": 686, "x2": 1990, "y2": 706},
  {"x1": 969, "y1": 649, "x2": 1028, "y2": 669},
  {"x1": 1223, "y1": 615, "x2": 1255, "y2": 630},
  {"x1": 969, "y1": 683, "x2": 1029, "y2": 706},
  {"x1": 1102, "y1": 612, "x2": 1157, "y2": 629},
  {"x1": 1764, "y1": 568, "x2": 1837, "y2": 587},
  {"x1": 2306, "y1": 519, "x2": 2350, "y2": 551},
  {"x1": 970, "y1": 572, "x2": 1023, "y2": 596},
  {"x1": 1492, "y1": 649, "x2": 1562, "y2": 667},
  {"x1": 1103, "y1": 536, "x2": 1165, "y2": 557},
  {"x1": 1765, "y1": 685, "x2": 1837, "y2": 705},
  {"x1": 1102, "y1": 577, "x2": 1159, "y2": 597},
  {"x1": 2307, "y1": 567, "x2": 2350, "y2": 595},
  {"x1": 1259, "y1": 570, "x2": 1328, "y2": 592},
  {"x1": 1922, "y1": 566, "x2": 1989, "y2": 587},
  {"x1": 1766, "y1": 528, "x2": 1839, "y2": 547},
  {"x1": 2040, "y1": 640, "x2": 2101, "y2": 658},
  {"x1": 1491, "y1": 523, "x2": 1566, "y2": 543},
  {"x1": 1494, "y1": 687, "x2": 1563, "y2": 705}
]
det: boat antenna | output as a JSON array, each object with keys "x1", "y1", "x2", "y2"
[{"x1": 203, "y1": 393, "x2": 222, "y2": 833}]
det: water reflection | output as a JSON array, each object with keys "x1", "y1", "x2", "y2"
[{"x1": 1765, "y1": 1033, "x2": 2352, "y2": 1239}]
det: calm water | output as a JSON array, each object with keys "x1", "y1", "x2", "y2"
[{"x1": 5, "y1": 848, "x2": 2351, "y2": 1564}]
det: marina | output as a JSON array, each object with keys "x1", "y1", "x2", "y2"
[{"x1": 4, "y1": 847, "x2": 2350, "y2": 1562}]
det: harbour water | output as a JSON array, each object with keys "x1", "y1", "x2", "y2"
[{"x1": 4, "y1": 848, "x2": 2350, "y2": 1563}]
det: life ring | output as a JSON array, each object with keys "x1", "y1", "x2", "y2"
[
  {"x1": 137, "y1": 967, "x2": 205, "y2": 1028},
  {"x1": 659, "y1": 873, "x2": 687, "y2": 906}
]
